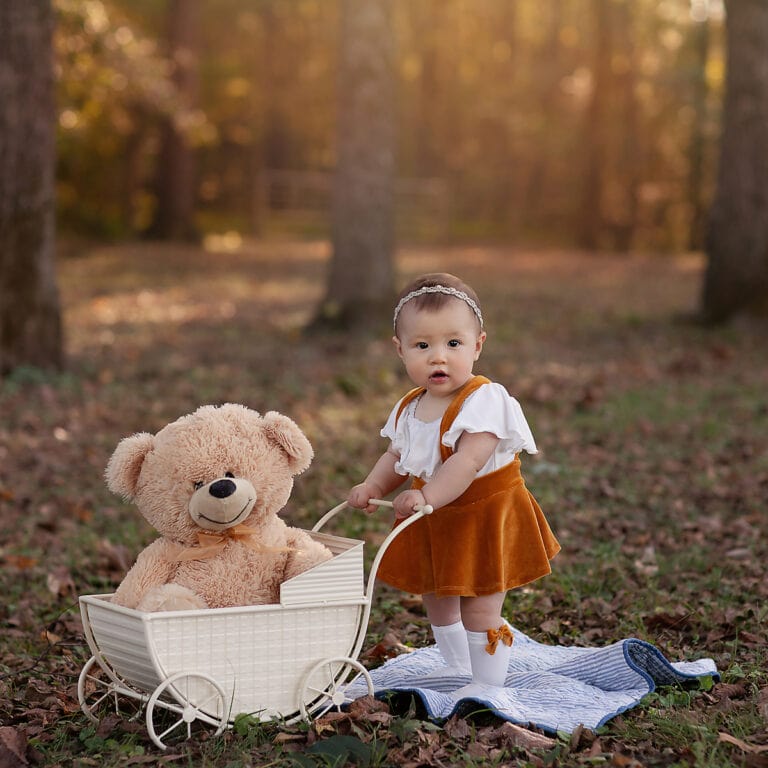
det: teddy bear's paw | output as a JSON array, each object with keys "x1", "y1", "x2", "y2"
[{"x1": 137, "y1": 584, "x2": 208, "y2": 612}]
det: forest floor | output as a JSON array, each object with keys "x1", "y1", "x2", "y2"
[{"x1": 1, "y1": 239, "x2": 767, "y2": 767}]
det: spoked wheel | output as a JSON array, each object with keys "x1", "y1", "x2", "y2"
[
  {"x1": 299, "y1": 657, "x2": 374, "y2": 721},
  {"x1": 78, "y1": 655, "x2": 135, "y2": 724},
  {"x1": 146, "y1": 671, "x2": 228, "y2": 750}
]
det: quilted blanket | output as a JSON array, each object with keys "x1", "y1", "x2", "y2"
[{"x1": 344, "y1": 625, "x2": 718, "y2": 734}]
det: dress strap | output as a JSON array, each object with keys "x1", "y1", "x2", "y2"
[
  {"x1": 438, "y1": 375, "x2": 491, "y2": 462},
  {"x1": 394, "y1": 386, "x2": 426, "y2": 427},
  {"x1": 393, "y1": 374, "x2": 491, "y2": 455}
]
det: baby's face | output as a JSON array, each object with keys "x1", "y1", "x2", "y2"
[{"x1": 393, "y1": 298, "x2": 485, "y2": 398}]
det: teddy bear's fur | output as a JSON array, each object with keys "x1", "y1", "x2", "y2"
[{"x1": 106, "y1": 404, "x2": 332, "y2": 612}]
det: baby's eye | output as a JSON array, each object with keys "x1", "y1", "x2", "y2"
[
  {"x1": 448, "y1": 339, "x2": 461, "y2": 347},
  {"x1": 224, "y1": 471, "x2": 235, "y2": 478},
  {"x1": 417, "y1": 342, "x2": 429, "y2": 350},
  {"x1": 193, "y1": 480, "x2": 204, "y2": 490}
]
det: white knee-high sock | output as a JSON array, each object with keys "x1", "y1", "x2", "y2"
[
  {"x1": 432, "y1": 621, "x2": 471, "y2": 671},
  {"x1": 465, "y1": 625, "x2": 512, "y2": 687}
]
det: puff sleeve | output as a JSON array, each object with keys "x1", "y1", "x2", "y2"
[{"x1": 442, "y1": 382, "x2": 537, "y2": 456}]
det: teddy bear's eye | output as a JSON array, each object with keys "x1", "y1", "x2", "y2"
[
  {"x1": 193, "y1": 481, "x2": 204, "y2": 490},
  {"x1": 224, "y1": 471, "x2": 235, "y2": 478}
]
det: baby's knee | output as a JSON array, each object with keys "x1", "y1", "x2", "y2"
[{"x1": 460, "y1": 593, "x2": 506, "y2": 632}]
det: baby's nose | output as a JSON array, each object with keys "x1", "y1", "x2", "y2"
[{"x1": 429, "y1": 345, "x2": 447, "y2": 362}]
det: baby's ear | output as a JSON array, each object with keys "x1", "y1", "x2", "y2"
[
  {"x1": 105, "y1": 432, "x2": 154, "y2": 499},
  {"x1": 474, "y1": 330, "x2": 487, "y2": 359},
  {"x1": 262, "y1": 412, "x2": 314, "y2": 475}
]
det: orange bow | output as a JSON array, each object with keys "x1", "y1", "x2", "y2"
[
  {"x1": 171, "y1": 524, "x2": 292, "y2": 562},
  {"x1": 485, "y1": 624, "x2": 514, "y2": 655}
]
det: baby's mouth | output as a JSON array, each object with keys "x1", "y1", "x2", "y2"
[{"x1": 430, "y1": 371, "x2": 449, "y2": 382}]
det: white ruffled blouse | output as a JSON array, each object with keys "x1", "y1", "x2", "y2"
[{"x1": 381, "y1": 381, "x2": 537, "y2": 482}]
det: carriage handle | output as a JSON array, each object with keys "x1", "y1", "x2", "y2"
[
  {"x1": 309, "y1": 500, "x2": 433, "y2": 689},
  {"x1": 311, "y1": 498, "x2": 432, "y2": 534},
  {"x1": 312, "y1": 499, "x2": 432, "y2": 609}
]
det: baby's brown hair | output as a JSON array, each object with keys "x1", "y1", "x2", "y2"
[{"x1": 393, "y1": 273, "x2": 483, "y2": 334}]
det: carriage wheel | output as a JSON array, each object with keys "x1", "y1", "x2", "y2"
[
  {"x1": 78, "y1": 655, "x2": 127, "y2": 724},
  {"x1": 298, "y1": 657, "x2": 374, "y2": 721},
  {"x1": 146, "y1": 671, "x2": 228, "y2": 750}
]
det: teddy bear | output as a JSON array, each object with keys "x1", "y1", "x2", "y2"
[{"x1": 105, "y1": 403, "x2": 332, "y2": 612}]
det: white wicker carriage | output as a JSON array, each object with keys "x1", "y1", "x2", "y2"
[{"x1": 77, "y1": 501, "x2": 429, "y2": 749}]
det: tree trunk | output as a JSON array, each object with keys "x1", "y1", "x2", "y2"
[
  {"x1": 411, "y1": 0, "x2": 441, "y2": 178},
  {"x1": 520, "y1": 1, "x2": 560, "y2": 232},
  {"x1": 702, "y1": 0, "x2": 768, "y2": 321},
  {"x1": 687, "y1": 17, "x2": 711, "y2": 252},
  {"x1": 313, "y1": 0, "x2": 396, "y2": 332},
  {"x1": 611, "y1": 0, "x2": 640, "y2": 253},
  {"x1": 576, "y1": 0, "x2": 611, "y2": 250},
  {"x1": 0, "y1": 0, "x2": 63, "y2": 375},
  {"x1": 149, "y1": 0, "x2": 200, "y2": 240}
]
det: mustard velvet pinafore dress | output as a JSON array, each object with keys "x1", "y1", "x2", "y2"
[{"x1": 376, "y1": 375, "x2": 561, "y2": 598}]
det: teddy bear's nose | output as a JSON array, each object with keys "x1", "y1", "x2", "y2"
[{"x1": 209, "y1": 478, "x2": 237, "y2": 499}]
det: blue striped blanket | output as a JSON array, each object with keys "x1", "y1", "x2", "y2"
[{"x1": 344, "y1": 626, "x2": 717, "y2": 734}]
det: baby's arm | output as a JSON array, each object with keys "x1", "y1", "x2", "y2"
[
  {"x1": 393, "y1": 431, "x2": 499, "y2": 518},
  {"x1": 348, "y1": 446, "x2": 408, "y2": 513}
]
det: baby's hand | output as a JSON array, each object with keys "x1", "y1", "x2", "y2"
[
  {"x1": 347, "y1": 483, "x2": 381, "y2": 514},
  {"x1": 393, "y1": 489, "x2": 427, "y2": 520}
]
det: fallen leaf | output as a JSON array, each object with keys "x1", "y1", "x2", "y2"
[
  {"x1": 611, "y1": 753, "x2": 644, "y2": 767},
  {"x1": 466, "y1": 740, "x2": 491, "y2": 758},
  {"x1": 540, "y1": 618, "x2": 560, "y2": 635},
  {"x1": 361, "y1": 632, "x2": 414, "y2": 661},
  {"x1": 3, "y1": 555, "x2": 38, "y2": 571},
  {"x1": 46, "y1": 568, "x2": 76, "y2": 598},
  {"x1": 718, "y1": 732, "x2": 768, "y2": 754},
  {"x1": 95, "y1": 714, "x2": 123, "y2": 739},
  {"x1": 347, "y1": 695, "x2": 392, "y2": 724},
  {"x1": 96, "y1": 538, "x2": 132, "y2": 573},
  {"x1": 444, "y1": 715, "x2": 472, "y2": 740},
  {"x1": 0, "y1": 727, "x2": 28, "y2": 768},
  {"x1": 273, "y1": 732, "x2": 306, "y2": 744},
  {"x1": 313, "y1": 717, "x2": 342, "y2": 736},
  {"x1": 715, "y1": 682, "x2": 748, "y2": 700},
  {"x1": 496, "y1": 721, "x2": 556, "y2": 751},
  {"x1": 758, "y1": 687, "x2": 768, "y2": 723},
  {"x1": 725, "y1": 548, "x2": 751, "y2": 560},
  {"x1": 643, "y1": 610, "x2": 693, "y2": 631}
]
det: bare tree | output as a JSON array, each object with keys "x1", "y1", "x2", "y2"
[
  {"x1": 0, "y1": 0, "x2": 63, "y2": 375},
  {"x1": 312, "y1": 0, "x2": 396, "y2": 331},
  {"x1": 702, "y1": 0, "x2": 768, "y2": 321}
]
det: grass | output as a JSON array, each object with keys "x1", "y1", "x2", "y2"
[{"x1": 1, "y1": 239, "x2": 767, "y2": 766}]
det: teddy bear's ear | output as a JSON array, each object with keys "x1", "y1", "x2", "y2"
[
  {"x1": 262, "y1": 412, "x2": 314, "y2": 475},
  {"x1": 105, "y1": 432, "x2": 155, "y2": 499}
]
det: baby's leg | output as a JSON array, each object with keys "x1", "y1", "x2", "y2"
[
  {"x1": 422, "y1": 593, "x2": 461, "y2": 626},
  {"x1": 419, "y1": 593, "x2": 469, "y2": 674},
  {"x1": 456, "y1": 591, "x2": 511, "y2": 692},
  {"x1": 459, "y1": 591, "x2": 507, "y2": 632}
]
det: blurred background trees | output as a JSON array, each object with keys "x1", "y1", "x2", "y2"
[
  {"x1": 52, "y1": 0, "x2": 726, "y2": 252},
  {"x1": 6, "y1": 0, "x2": 768, "y2": 374}
]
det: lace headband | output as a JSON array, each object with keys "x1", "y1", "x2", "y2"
[{"x1": 393, "y1": 285, "x2": 484, "y2": 330}]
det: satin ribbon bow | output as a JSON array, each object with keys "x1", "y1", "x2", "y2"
[
  {"x1": 171, "y1": 524, "x2": 290, "y2": 562},
  {"x1": 485, "y1": 624, "x2": 514, "y2": 655}
]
